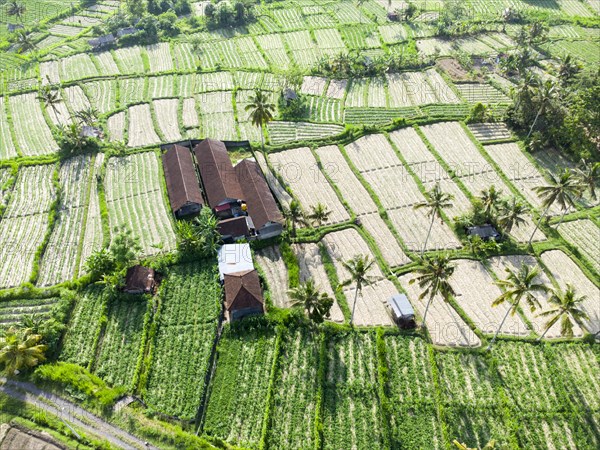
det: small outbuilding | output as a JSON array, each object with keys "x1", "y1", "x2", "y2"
[
  {"x1": 194, "y1": 139, "x2": 246, "y2": 216},
  {"x1": 235, "y1": 159, "x2": 284, "y2": 240},
  {"x1": 389, "y1": 294, "x2": 416, "y2": 328},
  {"x1": 124, "y1": 266, "x2": 156, "y2": 294},
  {"x1": 116, "y1": 27, "x2": 139, "y2": 38},
  {"x1": 224, "y1": 270, "x2": 265, "y2": 321},
  {"x1": 467, "y1": 224, "x2": 501, "y2": 241},
  {"x1": 218, "y1": 216, "x2": 256, "y2": 243},
  {"x1": 217, "y1": 243, "x2": 254, "y2": 281},
  {"x1": 283, "y1": 87, "x2": 298, "y2": 104},
  {"x1": 88, "y1": 34, "x2": 115, "y2": 50},
  {"x1": 162, "y1": 145, "x2": 204, "y2": 218},
  {"x1": 7, "y1": 24, "x2": 24, "y2": 33}
]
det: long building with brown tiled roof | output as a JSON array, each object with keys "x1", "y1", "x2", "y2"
[
  {"x1": 235, "y1": 159, "x2": 284, "y2": 239},
  {"x1": 162, "y1": 145, "x2": 204, "y2": 218},
  {"x1": 193, "y1": 139, "x2": 244, "y2": 208}
]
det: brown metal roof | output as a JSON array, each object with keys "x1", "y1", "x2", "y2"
[
  {"x1": 223, "y1": 270, "x2": 264, "y2": 311},
  {"x1": 162, "y1": 145, "x2": 204, "y2": 213},
  {"x1": 235, "y1": 159, "x2": 283, "y2": 230},
  {"x1": 193, "y1": 139, "x2": 244, "y2": 207},
  {"x1": 218, "y1": 216, "x2": 254, "y2": 239},
  {"x1": 124, "y1": 266, "x2": 155, "y2": 293}
]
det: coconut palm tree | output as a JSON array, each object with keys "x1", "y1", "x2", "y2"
[
  {"x1": 289, "y1": 279, "x2": 334, "y2": 324},
  {"x1": 479, "y1": 185, "x2": 502, "y2": 219},
  {"x1": 308, "y1": 203, "x2": 331, "y2": 227},
  {"x1": 533, "y1": 169, "x2": 583, "y2": 234},
  {"x1": 283, "y1": 199, "x2": 306, "y2": 237},
  {"x1": 340, "y1": 254, "x2": 377, "y2": 326},
  {"x1": 538, "y1": 284, "x2": 588, "y2": 341},
  {"x1": 15, "y1": 31, "x2": 37, "y2": 54},
  {"x1": 527, "y1": 79, "x2": 557, "y2": 139},
  {"x1": 413, "y1": 182, "x2": 454, "y2": 255},
  {"x1": 574, "y1": 159, "x2": 599, "y2": 201},
  {"x1": 37, "y1": 87, "x2": 63, "y2": 124},
  {"x1": 74, "y1": 107, "x2": 99, "y2": 127},
  {"x1": 409, "y1": 254, "x2": 456, "y2": 327},
  {"x1": 245, "y1": 89, "x2": 275, "y2": 153},
  {"x1": 558, "y1": 55, "x2": 579, "y2": 86},
  {"x1": 7, "y1": 1, "x2": 26, "y2": 23},
  {"x1": 497, "y1": 197, "x2": 529, "y2": 234},
  {"x1": 487, "y1": 263, "x2": 547, "y2": 351},
  {"x1": 0, "y1": 327, "x2": 47, "y2": 376}
]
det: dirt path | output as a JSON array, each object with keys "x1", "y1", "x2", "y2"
[{"x1": 0, "y1": 378, "x2": 157, "y2": 450}]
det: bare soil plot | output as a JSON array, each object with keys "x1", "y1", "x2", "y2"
[
  {"x1": 301, "y1": 76, "x2": 328, "y2": 96},
  {"x1": 269, "y1": 147, "x2": 350, "y2": 225},
  {"x1": 483, "y1": 143, "x2": 561, "y2": 214},
  {"x1": 487, "y1": 255, "x2": 583, "y2": 339},
  {"x1": 450, "y1": 259, "x2": 530, "y2": 336},
  {"x1": 325, "y1": 79, "x2": 347, "y2": 99},
  {"x1": 541, "y1": 250, "x2": 600, "y2": 335},
  {"x1": 0, "y1": 165, "x2": 56, "y2": 288},
  {"x1": 389, "y1": 127, "x2": 436, "y2": 166},
  {"x1": 345, "y1": 133, "x2": 460, "y2": 251},
  {"x1": 386, "y1": 73, "x2": 413, "y2": 107},
  {"x1": 254, "y1": 153, "x2": 292, "y2": 208},
  {"x1": 399, "y1": 273, "x2": 481, "y2": 347},
  {"x1": 401, "y1": 72, "x2": 438, "y2": 105},
  {"x1": 320, "y1": 230, "x2": 398, "y2": 326},
  {"x1": 146, "y1": 42, "x2": 174, "y2": 73},
  {"x1": 315, "y1": 145, "x2": 378, "y2": 215},
  {"x1": 107, "y1": 111, "x2": 125, "y2": 142},
  {"x1": 255, "y1": 245, "x2": 289, "y2": 309},
  {"x1": 436, "y1": 58, "x2": 470, "y2": 81},
  {"x1": 182, "y1": 98, "x2": 199, "y2": 128},
  {"x1": 127, "y1": 104, "x2": 161, "y2": 148},
  {"x1": 104, "y1": 152, "x2": 176, "y2": 256},
  {"x1": 79, "y1": 154, "x2": 104, "y2": 276},
  {"x1": 468, "y1": 123, "x2": 512, "y2": 143},
  {"x1": 420, "y1": 122, "x2": 492, "y2": 176},
  {"x1": 63, "y1": 85, "x2": 91, "y2": 113},
  {"x1": 294, "y1": 243, "x2": 344, "y2": 323},
  {"x1": 558, "y1": 220, "x2": 600, "y2": 274},
  {"x1": 9, "y1": 93, "x2": 58, "y2": 156},
  {"x1": 424, "y1": 68, "x2": 461, "y2": 103},
  {"x1": 0, "y1": 98, "x2": 17, "y2": 159},
  {"x1": 359, "y1": 213, "x2": 410, "y2": 268},
  {"x1": 40, "y1": 61, "x2": 60, "y2": 85},
  {"x1": 37, "y1": 155, "x2": 93, "y2": 286},
  {"x1": 153, "y1": 99, "x2": 183, "y2": 142}
]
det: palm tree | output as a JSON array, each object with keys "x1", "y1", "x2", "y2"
[
  {"x1": 479, "y1": 185, "x2": 502, "y2": 219},
  {"x1": 497, "y1": 197, "x2": 529, "y2": 234},
  {"x1": 453, "y1": 439, "x2": 496, "y2": 450},
  {"x1": 528, "y1": 170, "x2": 581, "y2": 245},
  {"x1": 15, "y1": 31, "x2": 37, "y2": 54},
  {"x1": 413, "y1": 182, "x2": 454, "y2": 255},
  {"x1": 409, "y1": 254, "x2": 456, "y2": 327},
  {"x1": 7, "y1": 1, "x2": 26, "y2": 23},
  {"x1": 37, "y1": 87, "x2": 62, "y2": 124},
  {"x1": 289, "y1": 279, "x2": 334, "y2": 324},
  {"x1": 574, "y1": 159, "x2": 599, "y2": 201},
  {"x1": 308, "y1": 203, "x2": 331, "y2": 227},
  {"x1": 340, "y1": 254, "x2": 376, "y2": 326},
  {"x1": 245, "y1": 89, "x2": 275, "y2": 153},
  {"x1": 0, "y1": 327, "x2": 47, "y2": 376},
  {"x1": 538, "y1": 284, "x2": 588, "y2": 341},
  {"x1": 527, "y1": 79, "x2": 557, "y2": 139},
  {"x1": 74, "y1": 107, "x2": 99, "y2": 127},
  {"x1": 283, "y1": 199, "x2": 305, "y2": 237},
  {"x1": 558, "y1": 55, "x2": 579, "y2": 86},
  {"x1": 534, "y1": 169, "x2": 583, "y2": 233},
  {"x1": 512, "y1": 71, "x2": 536, "y2": 110},
  {"x1": 487, "y1": 263, "x2": 547, "y2": 350}
]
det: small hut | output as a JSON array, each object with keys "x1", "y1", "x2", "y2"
[
  {"x1": 466, "y1": 224, "x2": 501, "y2": 242},
  {"x1": 224, "y1": 270, "x2": 265, "y2": 321},
  {"x1": 124, "y1": 266, "x2": 156, "y2": 294},
  {"x1": 389, "y1": 294, "x2": 415, "y2": 328}
]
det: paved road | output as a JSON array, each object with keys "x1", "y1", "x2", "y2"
[{"x1": 0, "y1": 378, "x2": 159, "y2": 450}]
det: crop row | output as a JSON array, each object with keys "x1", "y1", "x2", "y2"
[{"x1": 0, "y1": 297, "x2": 59, "y2": 327}]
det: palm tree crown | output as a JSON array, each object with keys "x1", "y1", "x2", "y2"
[
  {"x1": 574, "y1": 159, "x2": 599, "y2": 201},
  {"x1": 308, "y1": 203, "x2": 331, "y2": 227},
  {"x1": 409, "y1": 254, "x2": 456, "y2": 327},
  {"x1": 0, "y1": 327, "x2": 47, "y2": 376},
  {"x1": 245, "y1": 89, "x2": 275, "y2": 149},
  {"x1": 538, "y1": 284, "x2": 588, "y2": 340},
  {"x1": 488, "y1": 263, "x2": 547, "y2": 350},
  {"x1": 414, "y1": 182, "x2": 453, "y2": 254},
  {"x1": 480, "y1": 185, "x2": 503, "y2": 218},
  {"x1": 289, "y1": 279, "x2": 334, "y2": 324},
  {"x1": 498, "y1": 197, "x2": 529, "y2": 234},
  {"x1": 340, "y1": 254, "x2": 377, "y2": 326}
]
